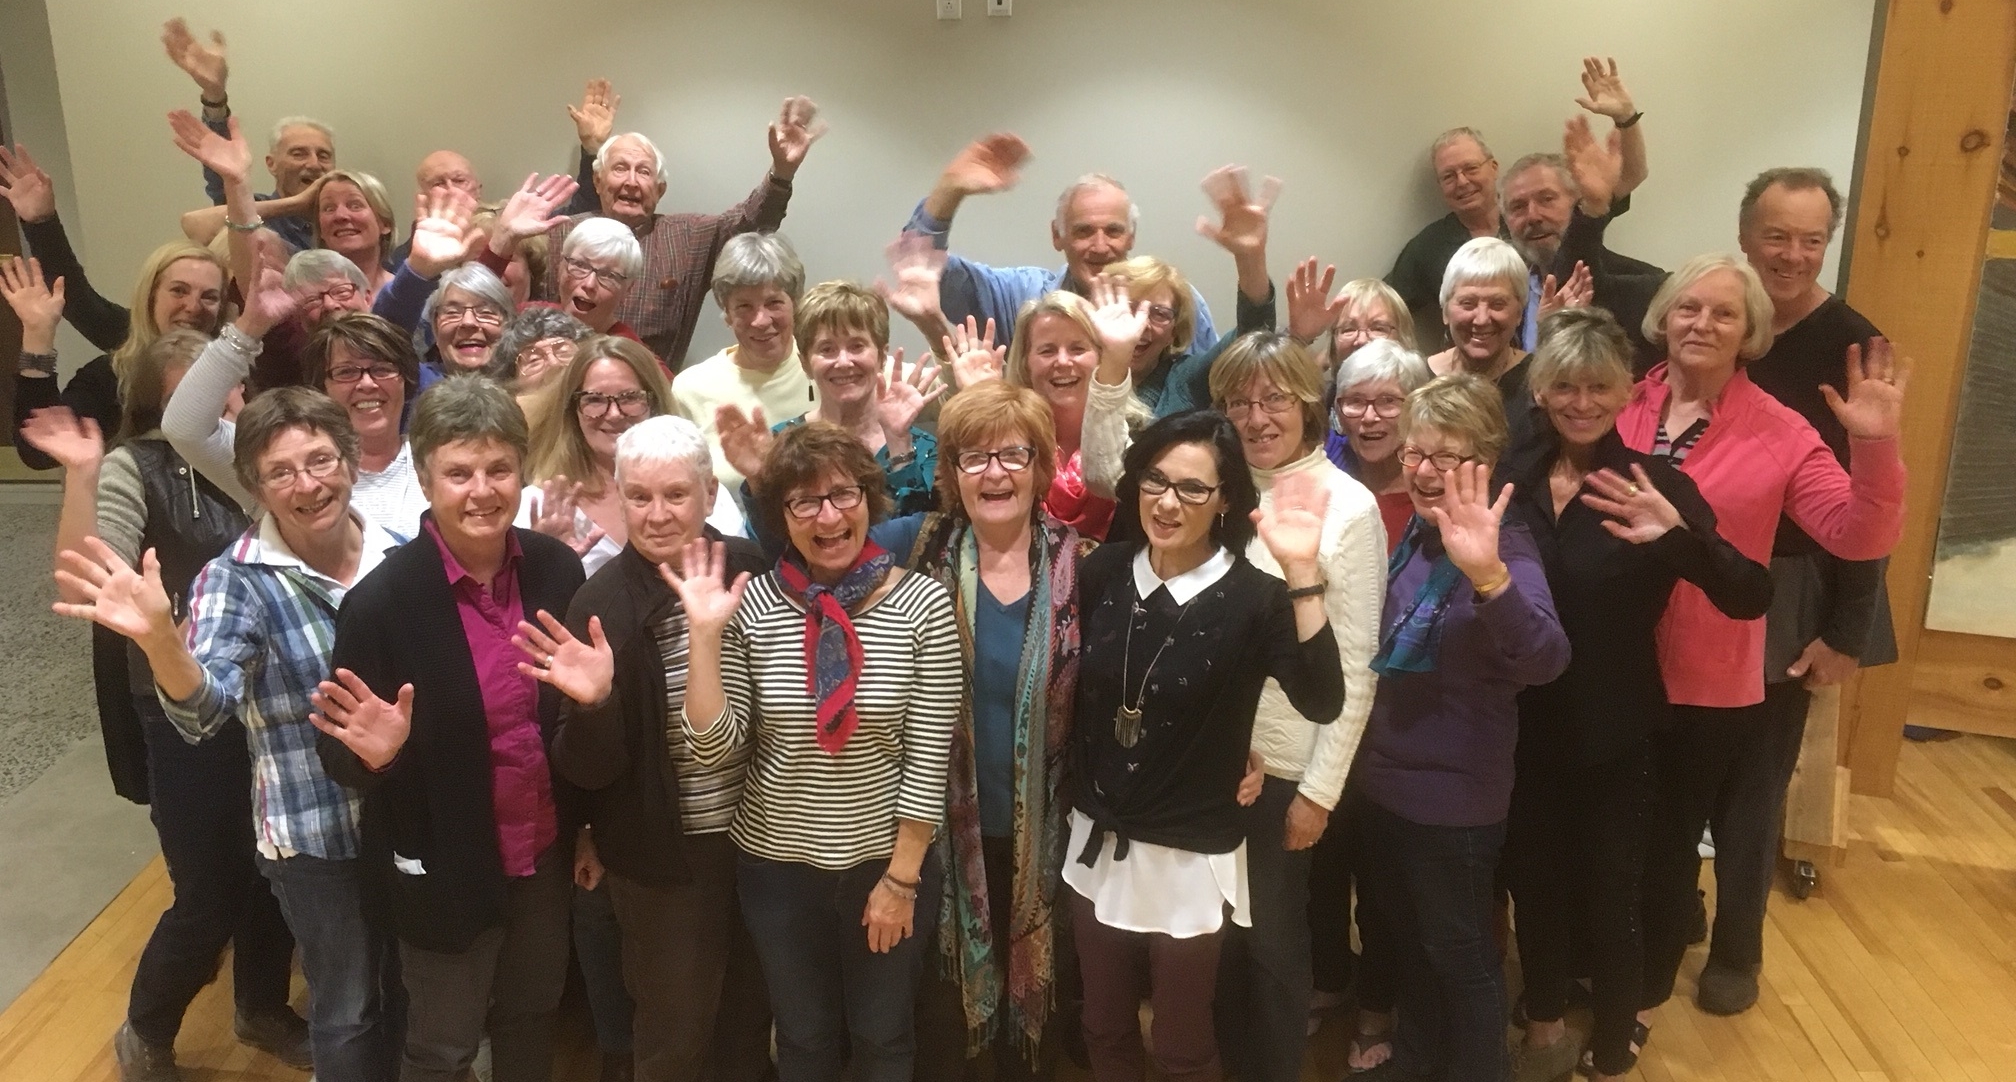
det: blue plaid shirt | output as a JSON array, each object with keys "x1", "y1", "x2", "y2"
[{"x1": 162, "y1": 511, "x2": 405, "y2": 860}]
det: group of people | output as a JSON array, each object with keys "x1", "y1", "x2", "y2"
[{"x1": 1, "y1": 22, "x2": 1910, "y2": 1082}]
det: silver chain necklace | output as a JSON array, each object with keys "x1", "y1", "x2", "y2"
[{"x1": 1114, "y1": 591, "x2": 1199, "y2": 749}]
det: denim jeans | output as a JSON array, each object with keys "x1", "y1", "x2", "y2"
[
  {"x1": 737, "y1": 847, "x2": 941, "y2": 1082},
  {"x1": 1353, "y1": 793, "x2": 1509, "y2": 1082},
  {"x1": 1215, "y1": 774, "x2": 1315, "y2": 1082},
  {"x1": 572, "y1": 879, "x2": 634, "y2": 1056},
  {"x1": 127, "y1": 700, "x2": 295, "y2": 1046},
  {"x1": 259, "y1": 850, "x2": 404, "y2": 1082}
]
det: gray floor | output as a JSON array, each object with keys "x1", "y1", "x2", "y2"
[{"x1": 0, "y1": 488, "x2": 161, "y2": 1008}]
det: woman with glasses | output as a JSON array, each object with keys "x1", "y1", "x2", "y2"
[
  {"x1": 862, "y1": 382, "x2": 1090, "y2": 1080},
  {"x1": 489, "y1": 307, "x2": 595, "y2": 407},
  {"x1": 1068, "y1": 409, "x2": 1344, "y2": 1082},
  {"x1": 1350, "y1": 373, "x2": 1569, "y2": 1082},
  {"x1": 669, "y1": 421, "x2": 961, "y2": 1082},
  {"x1": 1325, "y1": 339, "x2": 1438, "y2": 552},
  {"x1": 1278, "y1": 261, "x2": 1418, "y2": 382},
  {"x1": 408, "y1": 264, "x2": 514, "y2": 389}
]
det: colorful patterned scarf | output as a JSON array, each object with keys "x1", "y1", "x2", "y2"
[
  {"x1": 907, "y1": 513, "x2": 1083, "y2": 1059},
  {"x1": 1371, "y1": 516, "x2": 1464, "y2": 676},
  {"x1": 775, "y1": 540, "x2": 893, "y2": 754}
]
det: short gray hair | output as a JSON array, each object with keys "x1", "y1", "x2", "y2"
[
  {"x1": 1052, "y1": 173, "x2": 1139, "y2": 236},
  {"x1": 562, "y1": 217, "x2": 645, "y2": 279},
  {"x1": 593, "y1": 132, "x2": 666, "y2": 179},
  {"x1": 1333, "y1": 338, "x2": 1435, "y2": 402},
  {"x1": 269, "y1": 116, "x2": 334, "y2": 152},
  {"x1": 422, "y1": 263, "x2": 513, "y2": 328},
  {"x1": 1641, "y1": 253, "x2": 1776, "y2": 363},
  {"x1": 1498, "y1": 152, "x2": 1578, "y2": 208},
  {"x1": 711, "y1": 232, "x2": 807, "y2": 308},
  {"x1": 1739, "y1": 167, "x2": 1845, "y2": 239},
  {"x1": 282, "y1": 248, "x2": 368, "y2": 294},
  {"x1": 614, "y1": 415, "x2": 713, "y2": 486},
  {"x1": 487, "y1": 307, "x2": 595, "y2": 382},
  {"x1": 1430, "y1": 127, "x2": 1492, "y2": 164},
  {"x1": 1438, "y1": 236, "x2": 1530, "y2": 309},
  {"x1": 408, "y1": 374, "x2": 530, "y2": 475}
]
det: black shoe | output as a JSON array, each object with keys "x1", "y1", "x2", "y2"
[
  {"x1": 233, "y1": 1006, "x2": 312, "y2": 1069},
  {"x1": 1696, "y1": 961, "x2": 1760, "y2": 1015},
  {"x1": 114, "y1": 1022, "x2": 181, "y2": 1082}
]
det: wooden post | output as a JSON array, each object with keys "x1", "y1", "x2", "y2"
[
  {"x1": 1840, "y1": 0, "x2": 2016, "y2": 796},
  {"x1": 1784, "y1": 685, "x2": 1848, "y2": 867}
]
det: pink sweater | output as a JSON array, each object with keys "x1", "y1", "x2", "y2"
[{"x1": 1617, "y1": 365, "x2": 1905, "y2": 707}]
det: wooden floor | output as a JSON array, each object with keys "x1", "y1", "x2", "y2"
[{"x1": 2, "y1": 734, "x2": 2012, "y2": 1082}]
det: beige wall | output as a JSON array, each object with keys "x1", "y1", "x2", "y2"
[{"x1": 22, "y1": 0, "x2": 1875, "y2": 362}]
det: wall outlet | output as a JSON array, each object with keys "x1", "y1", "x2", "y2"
[
  {"x1": 987, "y1": 0, "x2": 1011, "y2": 14},
  {"x1": 937, "y1": 0, "x2": 962, "y2": 19}
]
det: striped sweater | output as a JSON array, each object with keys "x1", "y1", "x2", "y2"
[{"x1": 687, "y1": 568, "x2": 961, "y2": 869}]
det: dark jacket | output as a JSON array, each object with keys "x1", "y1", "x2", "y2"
[
  {"x1": 318, "y1": 523, "x2": 587, "y2": 953},
  {"x1": 549, "y1": 530, "x2": 766, "y2": 888}
]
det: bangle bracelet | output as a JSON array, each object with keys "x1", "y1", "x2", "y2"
[
  {"x1": 879, "y1": 875, "x2": 917, "y2": 901},
  {"x1": 18, "y1": 348, "x2": 56, "y2": 375},
  {"x1": 225, "y1": 215, "x2": 264, "y2": 233},
  {"x1": 1471, "y1": 570, "x2": 1511, "y2": 597},
  {"x1": 1617, "y1": 111, "x2": 1644, "y2": 129},
  {"x1": 1285, "y1": 581, "x2": 1326, "y2": 600},
  {"x1": 882, "y1": 870, "x2": 920, "y2": 889}
]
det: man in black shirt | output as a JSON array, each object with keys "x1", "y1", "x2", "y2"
[{"x1": 1386, "y1": 127, "x2": 1503, "y2": 350}]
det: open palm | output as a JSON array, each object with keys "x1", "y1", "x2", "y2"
[
  {"x1": 20, "y1": 407, "x2": 102, "y2": 472},
  {"x1": 1196, "y1": 164, "x2": 1281, "y2": 259},
  {"x1": 943, "y1": 316, "x2": 1005, "y2": 389},
  {"x1": 1427, "y1": 462, "x2": 1511, "y2": 579},
  {"x1": 515, "y1": 610, "x2": 614, "y2": 706},
  {"x1": 1087, "y1": 276, "x2": 1149, "y2": 357},
  {"x1": 877, "y1": 235, "x2": 946, "y2": 324},
  {"x1": 876, "y1": 349, "x2": 944, "y2": 436},
  {"x1": 0, "y1": 144, "x2": 56, "y2": 223},
  {"x1": 661, "y1": 539, "x2": 751, "y2": 639},
  {"x1": 1823, "y1": 338, "x2": 1908, "y2": 441},
  {"x1": 941, "y1": 133, "x2": 1030, "y2": 196},
  {"x1": 51, "y1": 540, "x2": 177, "y2": 643},
  {"x1": 309, "y1": 669, "x2": 414, "y2": 771},
  {"x1": 1253, "y1": 470, "x2": 1330, "y2": 570},
  {"x1": 0, "y1": 256, "x2": 65, "y2": 337},
  {"x1": 716, "y1": 405, "x2": 775, "y2": 484},
  {"x1": 167, "y1": 110, "x2": 249, "y2": 182},
  {"x1": 407, "y1": 187, "x2": 482, "y2": 277}
]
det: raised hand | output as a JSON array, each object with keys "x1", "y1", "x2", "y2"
[
  {"x1": 661, "y1": 538, "x2": 752, "y2": 640},
  {"x1": 167, "y1": 110, "x2": 250, "y2": 183},
  {"x1": 1426, "y1": 461, "x2": 1512, "y2": 583},
  {"x1": 530, "y1": 476, "x2": 608, "y2": 556},
  {"x1": 161, "y1": 18, "x2": 228, "y2": 101},
  {"x1": 715, "y1": 404, "x2": 775, "y2": 485},
  {"x1": 0, "y1": 256, "x2": 65, "y2": 343},
  {"x1": 1562, "y1": 115, "x2": 1622, "y2": 215},
  {"x1": 1580, "y1": 463, "x2": 1683, "y2": 544},
  {"x1": 1536, "y1": 260, "x2": 1593, "y2": 322},
  {"x1": 875, "y1": 234, "x2": 946, "y2": 325},
  {"x1": 1823, "y1": 337, "x2": 1909, "y2": 441},
  {"x1": 51, "y1": 538, "x2": 177, "y2": 643},
  {"x1": 309, "y1": 669, "x2": 414, "y2": 771},
  {"x1": 405, "y1": 186, "x2": 483, "y2": 278},
  {"x1": 237, "y1": 256, "x2": 300, "y2": 337},
  {"x1": 514, "y1": 610, "x2": 614, "y2": 707},
  {"x1": 1087, "y1": 275, "x2": 1149, "y2": 359},
  {"x1": 1252, "y1": 468, "x2": 1330, "y2": 577},
  {"x1": 1195, "y1": 164, "x2": 1282, "y2": 259},
  {"x1": 568, "y1": 78, "x2": 621, "y2": 152},
  {"x1": 1285, "y1": 258, "x2": 1345, "y2": 343},
  {"x1": 491, "y1": 173, "x2": 581, "y2": 252},
  {"x1": 20, "y1": 407, "x2": 102, "y2": 473},
  {"x1": 942, "y1": 316, "x2": 1005, "y2": 389},
  {"x1": 875, "y1": 348, "x2": 945, "y2": 439},
  {"x1": 0, "y1": 144, "x2": 56, "y2": 224},
  {"x1": 937, "y1": 133, "x2": 1031, "y2": 197},
  {"x1": 767, "y1": 96, "x2": 828, "y2": 178},
  {"x1": 1573, "y1": 56, "x2": 1636, "y2": 122}
]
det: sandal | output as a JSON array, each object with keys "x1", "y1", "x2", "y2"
[
  {"x1": 1576, "y1": 1020, "x2": 1650, "y2": 1077},
  {"x1": 1347, "y1": 1013, "x2": 1396, "y2": 1073}
]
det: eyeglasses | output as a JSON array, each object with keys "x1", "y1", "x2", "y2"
[
  {"x1": 327, "y1": 362, "x2": 402, "y2": 385},
  {"x1": 1222, "y1": 391, "x2": 1298, "y2": 418},
  {"x1": 305, "y1": 282, "x2": 360, "y2": 308},
  {"x1": 1139, "y1": 469, "x2": 1220, "y2": 506},
  {"x1": 1338, "y1": 395, "x2": 1405, "y2": 419},
  {"x1": 1144, "y1": 304, "x2": 1178, "y2": 328},
  {"x1": 437, "y1": 302, "x2": 504, "y2": 326},
  {"x1": 561, "y1": 256, "x2": 630, "y2": 289},
  {"x1": 955, "y1": 446, "x2": 1036, "y2": 474},
  {"x1": 518, "y1": 339, "x2": 578, "y2": 371},
  {"x1": 1397, "y1": 445, "x2": 1479, "y2": 472},
  {"x1": 573, "y1": 389, "x2": 653, "y2": 419},
  {"x1": 259, "y1": 452, "x2": 344, "y2": 491},
  {"x1": 1337, "y1": 321, "x2": 1398, "y2": 340},
  {"x1": 1437, "y1": 161, "x2": 1490, "y2": 186},
  {"x1": 784, "y1": 485, "x2": 866, "y2": 520}
]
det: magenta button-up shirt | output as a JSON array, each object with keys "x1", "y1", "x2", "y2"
[{"x1": 425, "y1": 521, "x2": 557, "y2": 877}]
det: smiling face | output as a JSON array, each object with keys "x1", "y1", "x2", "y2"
[
  {"x1": 301, "y1": 274, "x2": 371, "y2": 329},
  {"x1": 1662, "y1": 267, "x2": 1751, "y2": 379},
  {"x1": 1444, "y1": 281, "x2": 1521, "y2": 369},
  {"x1": 431, "y1": 286, "x2": 506, "y2": 371},
  {"x1": 514, "y1": 336, "x2": 578, "y2": 392},
  {"x1": 267, "y1": 125, "x2": 334, "y2": 196},
  {"x1": 594, "y1": 136, "x2": 666, "y2": 226},
  {"x1": 1739, "y1": 183, "x2": 1834, "y2": 314},
  {"x1": 1501, "y1": 163, "x2": 1573, "y2": 267},
  {"x1": 1434, "y1": 135, "x2": 1499, "y2": 219},
  {"x1": 1053, "y1": 184, "x2": 1135, "y2": 287},
  {"x1": 806, "y1": 323, "x2": 880, "y2": 410},
  {"x1": 1129, "y1": 283, "x2": 1179, "y2": 378},
  {"x1": 1022, "y1": 312, "x2": 1099, "y2": 414},
  {"x1": 149, "y1": 257, "x2": 226, "y2": 336},
  {"x1": 1332, "y1": 296, "x2": 1403, "y2": 367},
  {"x1": 577, "y1": 358, "x2": 652, "y2": 467},
  {"x1": 1227, "y1": 372, "x2": 1307, "y2": 471},
  {"x1": 420, "y1": 437, "x2": 523, "y2": 553},
  {"x1": 1402, "y1": 425, "x2": 1479, "y2": 519},
  {"x1": 1537, "y1": 372, "x2": 1627, "y2": 449},
  {"x1": 1139, "y1": 441, "x2": 1226, "y2": 559},
  {"x1": 321, "y1": 340, "x2": 407, "y2": 448},
  {"x1": 783, "y1": 467, "x2": 871, "y2": 585},
  {"x1": 254, "y1": 425, "x2": 355, "y2": 544},
  {"x1": 1336, "y1": 376, "x2": 1408, "y2": 464},
  {"x1": 317, "y1": 181, "x2": 388, "y2": 265},
  {"x1": 954, "y1": 430, "x2": 1040, "y2": 531},
  {"x1": 621, "y1": 456, "x2": 714, "y2": 566},
  {"x1": 723, "y1": 284, "x2": 795, "y2": 369}
]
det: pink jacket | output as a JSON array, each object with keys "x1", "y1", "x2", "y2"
[{"x1": 1617, "y1": 365, "x2": 1906, "y2": 707}]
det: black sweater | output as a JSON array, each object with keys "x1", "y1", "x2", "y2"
[
  {"x1": 318, "y1": 524, "x2": 586, "y2": 953},
  {"x1": 1071, "y1": 542, "x2": 1343, "y2": 861},
  {"x1": 14, "y1": 215, "x2": 132, "y2": 471}
]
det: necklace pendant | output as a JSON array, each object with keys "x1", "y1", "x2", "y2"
[{"x1": 1114, "y1": 704, "x2": 1144, "y2": 748}]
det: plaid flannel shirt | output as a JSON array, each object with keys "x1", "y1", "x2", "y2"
[{"x1": 162, "y1": 511, "x2": 404, "y2": 860}]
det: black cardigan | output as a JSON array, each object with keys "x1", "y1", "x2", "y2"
[
  {"x1": 318, "y1": 524, "x2": 587, "y2": 953},
  {"x1": 1508, "y1": 429, "x2": 1774, "y2": 765},
  {"x1": 549, "y1": 530, "x2": 766, "y2": 888},
  {"x1": 1070, "y1": 542, "x2": 1343, "y2": 862}
]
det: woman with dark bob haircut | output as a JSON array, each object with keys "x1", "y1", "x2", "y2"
[{"x1": 1065, "y1": 409, "x2": 1344, "y2": 1082}]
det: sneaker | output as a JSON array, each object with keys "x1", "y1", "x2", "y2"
[
  {"x1": 114, "y1": 1022, "x2": 181, "y2": 1082},
  {"x1": 1697, "y1": 828, "x2": 1716, "y2": 860},
  {"x1": 1696, "y1": 961, "x2": 1760, "y2": 1015},
  {"x1": 233, "y1": 1006, "x2": 313, "y2": 1069},
  {"x1": 1513, "y1": 1030, "x2": 1585, "y2": 1082}
]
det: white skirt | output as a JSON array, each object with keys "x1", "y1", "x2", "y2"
[{"x1": 1062, "y1": 809, "x2": 1251, "y2": 938}]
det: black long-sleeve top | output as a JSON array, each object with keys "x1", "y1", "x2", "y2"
[
  {"x1": 13, "y1": 215, "x2": 129, "y2": 470},
  {"x1": 1509, "y1": 428, "x2": 1774, "y2": 765},
  {"x1": 1071, "y1": 542, "x2": 1344, "y2": 861}
]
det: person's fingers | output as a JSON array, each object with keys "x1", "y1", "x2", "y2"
[{"x1": 1256, "y1": 174, "x2": 1284, "y2": 212}]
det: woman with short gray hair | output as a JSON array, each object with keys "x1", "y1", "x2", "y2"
[
  {"x1": 1326, "y1": 338, "x2": 1437, "y2": 550},
  {"x1": 674, "y1": 232, "x2": 814, "y2": 494},
  {"x1": 412, "y1": 263, "x2": 515, "y2": 388},
  {"x1": 1427, "y1": 237, "x2": 1540, "y2": 452},
  {"x1": 489, "y1": 307, "x2": 595, "y2": 398}
]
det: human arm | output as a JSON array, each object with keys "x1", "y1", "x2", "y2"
[
  {"x1": 1156, "y1": 277, "x2": 1280, "y2": 417},
  {"x1": 2, "y1": 146, "x2": 136, "y2": 350},
  {"x1": 866, "y1": 581, "x2": 962, "y2": 950},
  {"x1": 160, "y1": 330, "x2": 263, "y2": 509},
  {"x1": 865, "y1": 817, "x2": 937, "y2": 953},
  {"x1": 666, "y1": 539, "x2": 754, "y2": 755},
  {"x1": 545, "y1": 593, "x2": 634, "y2": 791},
  {"x1": 1574, "y1": 56, "x2": 1647, "y2": 197},
  {"x1": 20, "y1": 408, "x2": 105, "y2": 597},
  {"x1": 1289, "y1": 482, "x2": 1387, "y2": 821},
  {"x1": 561, "y1": 79, "x2": 616, "y2": 218},
  {"x1": 1582, "y1": 460, "x2": 1773, "y2": 621},
  {"x1": 1784, "y1": 339, "x2": 1910, "y2": 561},
  {"x1": 1814, "y1": 556, "x2": 1887, "y2": 664},
  {"x1": 161, "y1": 18, "x2": 233, "y2": 204},
  {"x1": 1195, "y1": 164, "x2": 1280, "y2": 306},
  {"x1": 877, "y1": 234, "x2": 953, "y2": 357},
  {"x1": 178, "y1": 189, "x2": 317, "y2": 247},
  {"x1": 919, "y1": 132, "x2": 1030, "y2": 227}
]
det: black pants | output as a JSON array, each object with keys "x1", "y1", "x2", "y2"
[
  {"x1": 1641, "y1": 693, "x2": 1806, "y2": 1006},
  {"x1": 1327, "y1": 788, "x2": 1399, "y2": 1013},
  {"x1": 1506, "y1": 736, "x2": 1652, "y2": 1077},
  {"x1": 127, "y1": 697, "x2": 295, "y2": 1046},
  {"x1": 1215, "y1": 774, "x2": 1314, "y2": 1082}
]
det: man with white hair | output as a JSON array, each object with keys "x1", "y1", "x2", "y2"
[{"x1": 901, "y1": 132, "x2": 1217, "y2": 353}]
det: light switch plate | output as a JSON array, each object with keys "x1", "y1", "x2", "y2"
[
  {"x1": 987, "y1": 0, "x2": 1011, "y2": 13},
  {"x1": 937, "y1": 0, "x2": 962, "y2": 19}
]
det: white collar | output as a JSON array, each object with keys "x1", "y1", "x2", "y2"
[
  {"x1": 1131, "y1": 545, "x2": 1234, "y2": 605},
  {"x1": 241, "y1": 506, "x2": 399, "y2": 587}
]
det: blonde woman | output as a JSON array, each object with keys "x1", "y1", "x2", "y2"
[{"x1": 310, "y1": 168, "x2": 397, "y2": 295}]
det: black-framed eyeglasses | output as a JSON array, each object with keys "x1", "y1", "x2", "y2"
[
  {"x1": 437, "y1": 302, "x2": 504, "y2": 326},
  {"x1": 326, "y1": 362, "x2": 402, "y2": 385},
  {"x1": 1223, "y1": 391, "x2": 1298, "y2": 418},
  {"x1": 784, "y1": 485, "x2": 866, "y2": 520},
  {"x1": 573, "y1": 389, "x2": 653, "y2": 419},
  {"x1": 259, "y1": 452, "x2": 344, "y2": 491},
  {"x1": 1337, "y1": 395, "x2": 1405, "y2": 419},
  {"x1": 1397, "y1": 445, "x2": 1478, "y2": 472},
  {"x1": 561, "y1": 256, "x2": 630, "y2": 288},
  {"x1": 1139, "y1": 469, "x2": 1220, "y2": 506},
  {"x1": 954, "y1": 446, "x2": 1036, "y2": 474}
]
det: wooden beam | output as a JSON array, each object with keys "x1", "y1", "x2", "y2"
[{"x1": 1841, "y1": 0, "x2": 2016, "y2": 796}]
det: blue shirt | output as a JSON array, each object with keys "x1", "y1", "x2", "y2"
[
  {"x1": 1521, "y1": 267, "x2": 1542, "y2": 352},
  {"x1": 201, "y1": 115, "x2": 315, "y2": 253},
  {"x1": 972, "y1": 582, "x2": 1030, "y2": 837}
]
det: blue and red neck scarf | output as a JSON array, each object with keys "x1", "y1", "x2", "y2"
[{"x1": 775, "y1": 540, "x2": 894, "y2": 754}]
